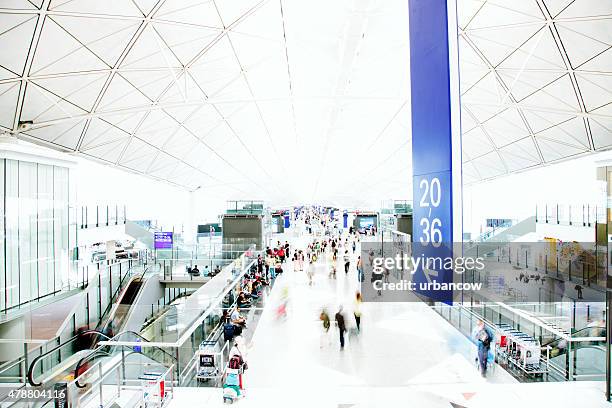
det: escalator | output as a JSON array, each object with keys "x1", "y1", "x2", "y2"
[
  {"x1": 26, "y1": 330, "x2": 112, "y2": 387},
  {"x1": 26, "y1": 269, "x2": 156, "y2": 388},
  {"x1": 103, "y1": 276, "x2": 144, "y2": 335},
  {"x1": 541, "y1": 325, "x2": 606, "y2": 358},
  {"x1": 27, "y1": 331, "x2": 175, "y2": 388},
  {"x1": 541, "y1": 325, "x2": 606, "y2": 380},
  {"x1": 72, "y1": 331, "x2": 176, "y2": 388}
]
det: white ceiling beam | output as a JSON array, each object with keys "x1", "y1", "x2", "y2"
[{"x1": 12, "y1": 0, "x2": 52, "y2": 132}]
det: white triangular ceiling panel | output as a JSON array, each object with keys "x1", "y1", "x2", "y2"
[
  {"x1": 588, "y1": 117, "x2": 612, "y2": 150},
  {"x1": 80, "y1": 118, "x2": 130, "y2": 151},
  {"x1": 154, "y1": 0, "x2": 223, "y2": 28},
  {"x1": 0, "y1": 14, "x2": 37, "y2": 77},
  {"x1": 0, "y1": 82, "x2": 20, "y2": 129},
  {"x1": 50, "y1": 15, "x2": 140, "y2": 67},
  {"x1": 21, "y1": 82, "x2": 87, "y2": 123},
  {"x1": 30, "y1": 18, "x2": 108, "y2": 75},
  {"x1": 30, "y1": 72, "x2": 109, "y2": 111},
  {"x1": 49, "y1": 0, "x2": 143, "y2": 16},
  {"x1": 24, "y1": 119, "x2": 85, "y2": 150}
]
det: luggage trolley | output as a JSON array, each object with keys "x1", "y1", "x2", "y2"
[{"x1": 196, "y1": 340, "x2": 224, "y2": 384}]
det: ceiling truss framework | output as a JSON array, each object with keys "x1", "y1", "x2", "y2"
[
  {"x1": 459, "y1": 0, "x2": 612, "y2": 183},
  {"x1": 0, "y1": 0, "x2": 610, "y2": 202}
]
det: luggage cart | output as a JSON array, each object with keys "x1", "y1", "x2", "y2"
[{"x1": 195, "y1": 340, "x2": 224, "y2": 384}]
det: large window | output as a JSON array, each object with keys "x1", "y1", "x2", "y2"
[{"x1": 0, "y1": 159, "x2": 70, "y2": 312}]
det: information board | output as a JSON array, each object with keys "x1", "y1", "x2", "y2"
[{"x1": 154, "y1": 232, "x2": 173, "y2": 249}]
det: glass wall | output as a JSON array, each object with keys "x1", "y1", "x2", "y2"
[{"x1": 0, "y1": 158, "x2": 70, "y2": 313}]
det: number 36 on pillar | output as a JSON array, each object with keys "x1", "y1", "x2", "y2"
[{"x1": 414, "y1": 172, "x2": 452, "y2": 247}]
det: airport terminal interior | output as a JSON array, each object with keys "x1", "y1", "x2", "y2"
[{"x1": 1, "y1": 0, "x2": 612, "y2": 407}]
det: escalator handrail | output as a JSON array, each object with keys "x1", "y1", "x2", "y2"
[
  {"x1": 540, "y1": 325, "x2": 606, "y2": 348},
  {"x1": 99, "y1": 263, "x2": 150, "y2": 329},
  {"x1": 27, "y1": 329, "x2": 112, "y2": 386},
  {"x1": 73, "y1": 330, "x2": 177, "y2": 388}
]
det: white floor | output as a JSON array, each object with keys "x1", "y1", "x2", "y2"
[{"x1": 168, "y1": 229, "x2": 610, "y2": 408}]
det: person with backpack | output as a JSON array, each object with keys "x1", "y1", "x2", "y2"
[
  {"x1": 473, "y1": 319, "x2": 494, "y2": 377},
  {"x1": 223, "y1": 340, "x2": 247, "y2": 402}
]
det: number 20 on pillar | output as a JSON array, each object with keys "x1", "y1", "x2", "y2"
[{"x1": 418, "y1": 177, "x2": 443, "y2": 248}]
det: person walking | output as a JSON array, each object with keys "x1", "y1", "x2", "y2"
[
  {"x1": 335, "y1": 306, "x2": 346, "y2": 349},
  {"x1": 307, "y1": 259, "x2": 315, "y2": 286},
  {"x1": 356, "y1": 256, "x2": 363, "y2": 282},
  {"x1": 473, "y1": 320, "x2": 493, "y2": 377},
  {"x1": 343, "y1": 250, "x2": 350, "y2": 274},
  {"x1": 354, "y1": 292, "x2": 362, "y2": 332},
  {"x1": 319, "y1": 308, "x2": 331, "y2": 348},
  {"x1": 298, "y1": 250, "x2": 304, "y2": 272}
]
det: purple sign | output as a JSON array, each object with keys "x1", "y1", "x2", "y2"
[{"x1": 154, "y1": 232, "x2": 173, "y2": 249}]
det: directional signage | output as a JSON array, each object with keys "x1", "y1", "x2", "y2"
[
  {"x1": 409, "y1": 0, "x2": 462, "y2": 304},
  {"x1": 154, "y1": 232, "x2": 173, "y2": 249}
]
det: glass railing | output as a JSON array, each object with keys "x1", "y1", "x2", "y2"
[
  {"x1": 1, "y1": 247, "x2": 256, "y2": 391},
  {"x1": 433, "y1": 303, "x2": 606, "y2": 381},
  {"x1": 156, "y1": 240, "x2": 255, "y2": 261},
  {"x1": 464, "y1": 241, "x2": 607, "y2": 290},
  {"x1": 0, "y1": 258, "x2": 143, "y2": 385},
  {"x1": 473, "y1": 221, "x2": 516, "y2": 243},
  {"x1": 66, "y1": 350, "x2": 175, "y2": 408},
  {"x1": 156, "y1": 259, "x2": 231, "y2": 282},
  {"x1": 226, "y1": 200, "x2": 264, "y2": 215},
  {"x1": 96, "y1": 247, "x2": 260, "y2": 384}
]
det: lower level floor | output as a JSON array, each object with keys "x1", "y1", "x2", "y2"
[{"x1": 167, "y1": 232, "x2": 610, "y2": 407}]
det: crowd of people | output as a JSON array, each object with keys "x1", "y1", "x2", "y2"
[{"x1": 290, "y1": 209, "x2": 367, "y2": 350}]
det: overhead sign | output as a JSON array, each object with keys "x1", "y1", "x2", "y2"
[
  {"x1": 154, "y1": 232, "x2": 173, "y2": 249},
  {"x1": 197, "y1": 223, "x2": 221, "y2": 235},
  {"x1": 409, "y1": 0, "x2": 462, "y2": 304}
]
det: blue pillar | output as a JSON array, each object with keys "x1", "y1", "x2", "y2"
[{"x1": 409, "y1": 0, "x2": 462, "y2": 304}]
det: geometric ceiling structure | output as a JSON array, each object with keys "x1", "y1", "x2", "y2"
[
  {"x1": 460, "y1": 0, "x2": 612, "y2": 183},
  {"x1": 0, "y1": 0, "x2": 611, "y2": 205}
]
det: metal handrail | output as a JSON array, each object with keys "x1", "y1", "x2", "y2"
[
  {"x1": 27, "y1": 330, "x2": 112, "y2": 386},
  {"x1": 98, "y1": 263, "x2": 146, "y2": 329},
  {"x1": 99, "y1": 264, "x2": 153, "y2": 333},
  {"x1": 541, "y1": 325, "x2": 606, "y2": 348},
  {"x1": 96, "y1": 258, "x2": 258, "y2": 349},
  {"x1": 0, "y1": 355, "x2": 25, "y2": 378},
  {"x1": 73, "y1": 330, "x2": 177, "y2": 388}
]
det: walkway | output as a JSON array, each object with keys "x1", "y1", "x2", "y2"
[{"x1": 168, "y1": 226, "x2": 609, "y2": 407}]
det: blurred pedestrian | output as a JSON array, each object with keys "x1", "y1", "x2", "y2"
[{"x1": 335, "y1": 306, "x2": 346, "y2": 349}]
